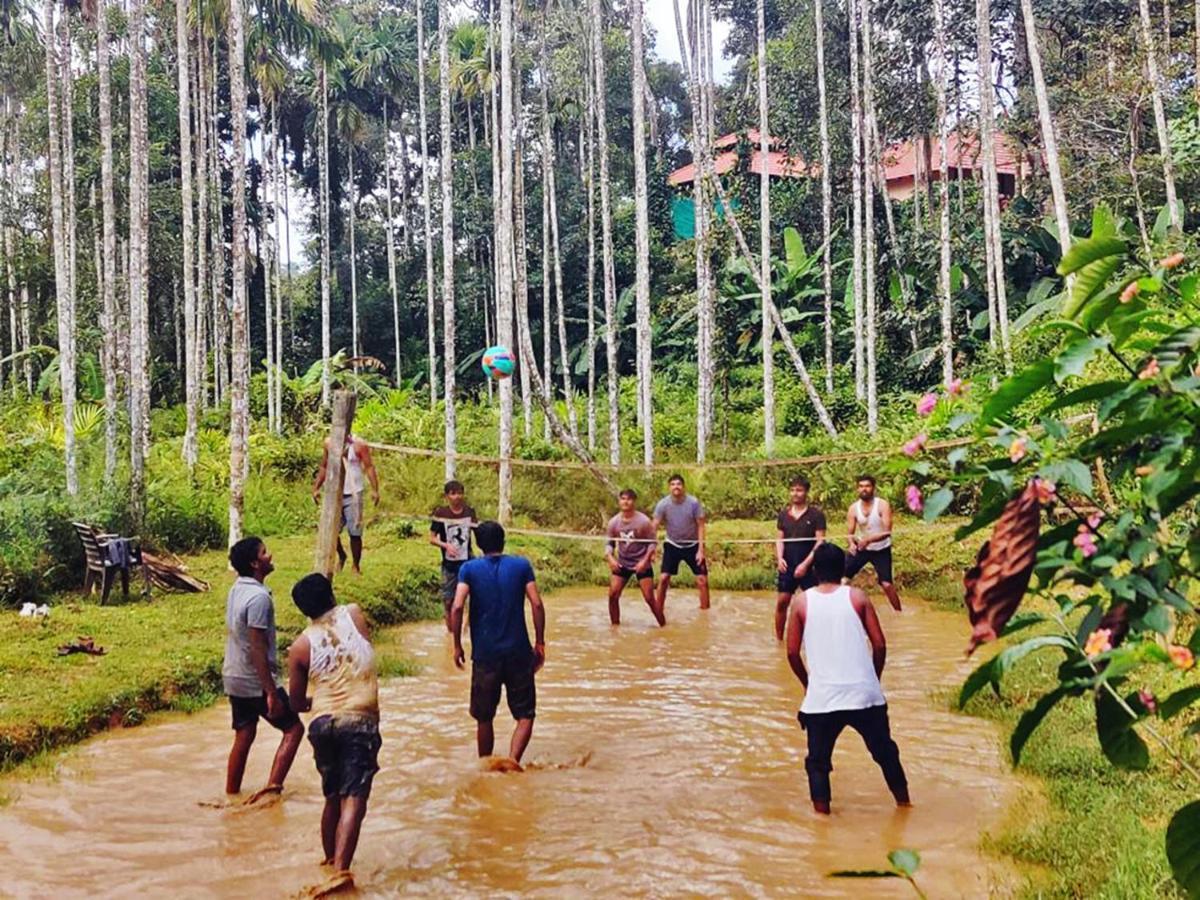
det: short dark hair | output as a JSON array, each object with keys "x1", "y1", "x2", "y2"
[
  {"x1": 229, "y1": 537, "x2": 264, "y2": 577},
  {"x1": 790, "y1": 476, "x2": 810, "y2": 490},
  {"x1": 476, "y1": 520, "x2": 505, "y2": 554},
  {"x1": 668, "y1": 474, "x2": 685, "y2": 485},
  {"x1": 292, "y1": 573, "x2": 336, "y2": 619},
  {"x1": 619, "y1": 488, "x2": 638, "y2": 500},
  {"x1": 444, "y1": 480, "x2": 465, "y2": 494},
  {"x1": 812, "y1": 542, "x2": 846, "y2": 584},
  {"x1": 857, "y1": 474, "x2": 877, "y2": 486}
]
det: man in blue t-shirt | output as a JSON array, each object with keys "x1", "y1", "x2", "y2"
[{"x1": 450, "y1": 521, "x2": 547, "y2": 764}]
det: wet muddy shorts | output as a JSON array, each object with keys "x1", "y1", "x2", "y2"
[
  {"x1": 470, "y1": 653, "x2": 536, "y2": 722},
  {"x1": 845, "y1": 547, "x2": 894, "y2": 584},
  {"x1": 341, "y1": 492, "x2": 364, "y2": 538},
  {"x1": 228, "y1": 687, "x2": 301, "y2": 732},
  {"x1": 661, "y1": 543, "x2": 708, "y2": 577},
  {"x1": 777, "y1": 569, "x2": 817, "y2": 595},
  {"x1": 307, "y1": 714, "x2": 382, "y2": 799},
  {"x1": 614, "y1": 566, "x2": 655, "y2": 584}
]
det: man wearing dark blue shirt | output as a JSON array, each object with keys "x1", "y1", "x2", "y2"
[{"x1": 450, "y1": 521, "x2": 547, "y2": 764}]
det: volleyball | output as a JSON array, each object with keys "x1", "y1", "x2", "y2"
[{"x1": 481, "y1": 345, "x2": 516, "y2": 380}]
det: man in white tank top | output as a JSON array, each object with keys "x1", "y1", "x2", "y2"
[
  {"x1": 785, "y1": 542, "x2": 910, "y2": 815},
  {"x1": 313, "y1": 432, "x2": 381, "y2": 575},
  {"x1": 844, "y1": 474, "x2": 902, "y2": 612}
]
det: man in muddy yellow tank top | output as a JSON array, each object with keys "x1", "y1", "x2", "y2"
[{"x1": 288, "y1": 573, "x2": 381, "y2": 895}]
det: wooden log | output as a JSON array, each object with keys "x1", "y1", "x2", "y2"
[{"x1": 314, "y1": 390, "x2": 357, "y2": 579}]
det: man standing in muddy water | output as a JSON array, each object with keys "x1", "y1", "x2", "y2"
[
  {"x1": 451, "y1": 521, "x2": 546, "y2": 767},
  {"x1": 785, "y1": 542, "x2": 910, "y2": 815},
  {"x1": 430, "y1": 480, "x2": 478, "y2": 631},
  {"x1": 774, "y1": 476, "x2": 826, "y2": 640},
  {"x1": 606, "y1": 488, "x2": 664, "y2": 626},
  {"x1": 845, "y1": 474, "x2": 903, "y2": 612},
  {"x1": 222, "y1": 537, "x2": 304, "y2": 801},
  {"x1": 653, "y1": 474, "x2": 710, "y2": 613}
]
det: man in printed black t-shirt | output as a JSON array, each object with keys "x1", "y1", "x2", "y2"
[
  {"x1": 774, "y1": 476, "x2": 826, "y2": 640},
  {"x1": 429, "y1": 480, "x2": 478, "y2": 631}
]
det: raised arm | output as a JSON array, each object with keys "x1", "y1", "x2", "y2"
[
  {"x1": 855, "y1": 589, "x2": 888, "y2": 678},
  {"x1": 287, "y1": 633, "x2": 312, "y2": 713},
  {"x1": 785, "y1": 595, "x2": 809, "y2": 688}
]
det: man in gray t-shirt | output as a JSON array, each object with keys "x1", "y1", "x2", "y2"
[
  {"x1": 222, "y1": 537, "x2": 304, "y2": 801},
  {"x1": 652, "y1": 474, "x2": 710, "y2": 612}
]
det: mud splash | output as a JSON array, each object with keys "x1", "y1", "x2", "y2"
[{"x1": 0, "y1": 588, "x2": 1016, "y2": 897}]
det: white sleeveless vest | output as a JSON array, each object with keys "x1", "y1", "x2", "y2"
[
  {"x1": 800, "y1": 585, "x2": 886, "y2": 714},
  {"x1": 853, "y1": 499, "x2": 891, "y2": 551}
]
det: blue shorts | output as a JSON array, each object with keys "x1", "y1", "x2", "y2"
[{"x1": 341, "y1": 493, "x2": 364, "y2": 537}]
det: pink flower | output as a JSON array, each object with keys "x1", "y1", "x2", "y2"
[
  {"x1": 905, "y1": 484, "x2": 923, "y2": 513},
  {"x1": 917, "y1": 392, "x2": 938, "y2": 416},
  {"x1": 1139, "y1": 358, "x2": 1160, "y2": 380},
  {"x1": 1009, "y1": 437, "x2": 1028, "y2": 463},
  {"x1": 947, "y1": 378, "x2": 965, "y2": 396},
  {"x1": 1120, "y1": 281, "x2": 1140, "y2": 304},
  {"x1": 1074, "y1": 525, "x2": 1098, "y2": 558},
  {"x1": 1084, "y1": 628, "x2": 1113, "y2": 658},
  {"x1": 1168, "y1": 645, "x2": 1196, "y2": 670},
  {"x1": 902, "y1": 433, "x2": 928, "y2": 457},
  {"x1": 1087, "y1": 513, "x2": 1103, "y2": 530},
  {"x1": 1034, "y1": 480, "x2": 1057, "y2": 506},
  {"x1": 1138, "y1": 689, "x2": 1158, "y2": 714},
  {"x1": 1160, "y1": 252, "x2": 1186, "y2": 270}
]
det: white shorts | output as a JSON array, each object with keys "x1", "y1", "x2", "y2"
[{"x1": 341, "y1": 493, "x2": 364, "y2": 537}]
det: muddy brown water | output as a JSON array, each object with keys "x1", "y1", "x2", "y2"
[{"x1": 0, "y1": 587, "x2": 1017, "y2": 898}]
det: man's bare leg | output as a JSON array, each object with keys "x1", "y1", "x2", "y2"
[
  {"x1": 655, "y1": 574, "x2": 671, "y2": 614},
  {"x1": 881, "y1": 581, "x2": 902, "y2": 612},
  {"x1": 226, "y1": 723, "x2": 257, "y2": 794},
  {"x1": 639, "y1": 577, "x2": 665, "y2": 626},
  {"x1": 335, "y1": 537, "x2": 347, "y2": 571},
  {"x1": 321, "y1": 797, "x2": 341, "y2": 863},
  {"x1": 608, "y1": 577, "x2": 625, "y2": 625},
  {"x1": 510, "y1": 718, "x2": 534, "y2": 762},
  {"x1": 775, "y1": 593, "x2": 792, "y2": 640},
  {"x1": 697, "y1": 574, "x2": 711, "y2": 610},
  {"x1": 266, "y1": 721, "x2": 305, "y2": 789},
  {"x1": 476, "y1": 720, "x2": 496, "y2": 757},
  {"x1": 349, "y1": 536, "x2": 363, "y2": 574},
  {"x1": 333, "y1": 795, "x2": 368, "y2": 871}
]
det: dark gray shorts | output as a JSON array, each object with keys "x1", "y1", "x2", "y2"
[{"x1": 307, "y1": 714, "x2": 382, "y2": 799}]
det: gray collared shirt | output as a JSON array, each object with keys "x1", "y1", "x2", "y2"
[{"x1": 222, "y1": 576, "x2": 278, "y2": 697}]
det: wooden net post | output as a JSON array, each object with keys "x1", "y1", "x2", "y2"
[{"x1": 314, "y1": 390, "x2": 357, "y2": 579}]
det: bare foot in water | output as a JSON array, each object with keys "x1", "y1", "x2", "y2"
[
  {"x1": 298, "y1": 870, "x2": 354, "y2": 898},
  {"x1": 812, "y1": 801, "x2": 831, "y2": 815},
  {"x1": 243, "y1": 784, "x2": 283, "y2": 806},
  {"x1": 481, "y1": 756, "x2": 524, "y2": 774}
]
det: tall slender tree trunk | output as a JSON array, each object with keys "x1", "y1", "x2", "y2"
[
  {"x1": 96, "y1": 0, "x2": 118, "y2": 479},
  {"x1": 515, "y1": 120, "x2": 533, "y2": 439},
  {"x1": 584, "y1": 22, "x2": 597, "y2": 452},
  {"x1": 2, "y1": 96, "x2": 16, "y2": 400},
  {"x1": 861, "y1": 0, "x2": 878, "y2": 433},
  {"x1": 977, "y1": 0, "x2": 1012, "y2": 370},
  {"x1": 195, "y1": 35, "x2": 210, "y2": 417},
  {"x1": 319, "y1": 62, "x2": 332, "y2": 405},
  {"x1": 1138, "y1": 0, "x2": 1182, "y2": 229},
  {"x1": 61, "y1": 14, "x2": 78, "y2": 347},
  {"x1": 497, "y1": 0, "x2": 516, "y2": 522},
  {"x1": 177, "y1": 0, "x2": 198, "y2": 468},
  {"x1": 128, "y1": 0, "x2": 148, "y2": 518},
  {"x1": 592, "y1": 0, "x2": 619, "y2": 465},
  {"x1": 849, "y1": 0, "x2": 865, "y2": 401},
  {"x1": 814, "y1": 0, "x2": 834, "y2": 396},
  {"x1": 417, "y1": 0, "x2": 438, "y2": 406},
  {"x1": 438, "y1": 0, "x2": 457, "y2": 480},
  {"x1": 1019, "y1": 0, "x2": 1070, "y2": 254},
  {"x1": 45, "y1": 0, "x2": 77, "y2": 496},
  {"x1": 348, "y1": 148, "x2": 359, "y2": 364},
  {"x1": 228, "y1": 0, "x2": 250, "y2": 543},
  {"x1": 757, "y1": 0, "x2": 775, "y2": 452},
  {"x1": 272, "y1": 104, "x2": 284, "y2": 430},
  {"x1": 540, "y1": 115, "x2": 553, "y2": 443},
  {"x1": 933, "y1": 0, "x2": 954, "y2": 386},
  {"x1": 263, "y1": 123, "x2": 276, "y2": 433},
  {"x1": 630, "y1": 0, "x2": 653, "y2": 464},
  {"x1": 384, "y1": 98, "x2": 402, "y2": 384}
]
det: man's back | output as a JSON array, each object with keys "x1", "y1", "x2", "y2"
[
  {"x1": 798, "y1": 585, "x2": 884, "y2": 714},
  {"x1": 459, "y1": 555, "x2": 534, "y2": 663}
]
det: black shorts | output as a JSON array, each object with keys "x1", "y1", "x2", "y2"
[
  {"x1": 661, "y1": 543, "x2": 708, "y2": 577},
  {"x1": 845, "y1": 546, "x2": 894, "y2": 584},
  {"x1": 614, "y1": 566, "x2": 655, "y2": 583},
  {"x1": 228, "y1": 687, "x2": 301, "y2": 732},
  {"x1": 470, "y1": 653, "x2": 536, "y2": 722},
  {"x1": 307, "y1": 714, "x2": 382, "y2": 799},
  {"x1": 777, "y1": 569, "x2": 818, "y2": 595}
]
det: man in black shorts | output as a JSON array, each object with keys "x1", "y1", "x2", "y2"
[
  {"x1": 605, "y1": 489, "x2": 664, "y2": 626},
  {"x1": 451, "y1": 521, "x2": 547, "y2": 764},
  {"x1": 430, "y1": 480, "x2": 478, "y2": 631},
  {"x1": 845, "y1": 474, "x2": 902, "y2": 611},
  {"x1": 653, "y1": 474, "x2": 710, "y2": 611},
  {"x1": 774, "y1": 477, "x2": 826, "y2": 640}
]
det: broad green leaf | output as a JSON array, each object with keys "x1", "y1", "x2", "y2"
[
  {"x1": 1013, "y1": 291, "x2": 1066, "y2": 334},
  {"x1": 1138, "y1": 605, "x2": 1172, "y2": 635},
  {"x1": 1057, "y1": 235, "x2": 1127, "y2": 277},
  {"x1": 1095, "y1": 690, "x2": 1150, "y2": 770},
  {"x1": 1074, "y1": 602, "x2": 1104, "y2": 647},
  {"x1": 1054, "y1": 336, "x2": 1110, "y2": 384},
  {"x1": 1038, "y1": 460, "x2": 1093, "y2": 496},
  {"x1": 1151, "y1": 325, "x2": 1200, "y2": 372},
  {"x1": 783, "y1": 226, "x2": 807, "y2": 274},
  {"x1": 1042, "y1": 380, "x2": 1127, "y2": 415},
  {"x1": 1011, "y1": 687, "x2": 1071, "y2": 765},
  {"x1": 959, "y1": 657, "x2": 1000, "y2": 709},
  {"x1": 1001, "y1": 611, "x2": 1048, "y2": 637},
  {"x1": 1159, "y1": 686, "x2": 1200, "y2": 720},
  {"x1": 948, "y1": 411, "x2": 977, "y2": 431},
  {"x1": 922, "y1": 487, "x2": 954, "y2": 523},
  {"x1": 887, "y1": 850, "x2": 921, "y2": 878},
  {"x1": 950, "y1": 265, "x2": 964, "y2": 292},
  {"x1": 948, "y1": 447, "x2": 969, "y2": 470},
  {"x1": 1167, "y1": 801, "x2": 1200, "y2": 897},
  {"x1": 1092, "y1": 202, "x2": 1118, "y2": 238},
  {"x1": 959, "y1": 635, "x2": 1075, "y2": 708},
  {"x1": 981, "y1": 359, "x2": 1056, "y2": 426}
]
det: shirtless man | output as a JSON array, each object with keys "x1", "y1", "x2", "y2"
[
  {"x1": 605, "y1": 489, "x2": 664, "y2": 627},
  {"x1": 312, "y1": 432, "x2": 381, "y2": 575},
  {"x1": 653, "y1": 474, "x2": 710, "y2": 612},
  {"x1": 845, "y1": 475, "x2": 902, "y2": 612},
  {"x1": 774, "y1": 477, "x2": 826, "y2": 640}
]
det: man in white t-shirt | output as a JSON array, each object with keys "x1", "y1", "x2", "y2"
[{"x1": 785, "y1": 542, "x2": 909, "y2": 815}]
